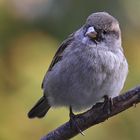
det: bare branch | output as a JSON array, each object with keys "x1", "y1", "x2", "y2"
[{"x1": 41, "y1": 86, "x2": 140, "y2": 140}]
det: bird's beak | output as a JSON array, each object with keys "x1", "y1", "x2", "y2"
[{"x1": 85, "y1": 27, "x2": 97, "y2": 39}]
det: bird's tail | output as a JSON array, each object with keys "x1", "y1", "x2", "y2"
[{"x1": 28, "y1": 96, "x2": 50, "y2": 119}]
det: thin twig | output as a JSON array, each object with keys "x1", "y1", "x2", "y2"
[{"x1": 41, "y1": 85, "x2": 140, "y2": 140}]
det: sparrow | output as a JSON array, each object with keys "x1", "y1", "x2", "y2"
[{"x1": 28, "y1": 12, "x2": 128, "y2": 120}]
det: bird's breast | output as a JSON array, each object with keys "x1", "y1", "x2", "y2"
[{"x1": 45, "y1": 43, "x2": 128, "y2": 111}]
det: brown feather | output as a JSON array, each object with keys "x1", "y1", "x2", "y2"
[{"x1": 41, "y1": 33, "x2": 74, "y2": 89}]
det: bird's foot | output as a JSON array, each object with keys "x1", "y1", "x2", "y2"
[
  {"x1": 103, "y1": 95, "x2": 113, "y2": 115},
  {"x1": 69, "y1": 106, "x2": 85, "y2": 136}
]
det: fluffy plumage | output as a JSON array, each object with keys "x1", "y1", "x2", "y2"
[{"x1": 28, "y1": 12, "x2": 128, "y2": 118}]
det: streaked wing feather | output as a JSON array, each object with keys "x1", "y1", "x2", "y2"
[{"x1": 41, "y1": 33, "x2": 74, "y2": 89}]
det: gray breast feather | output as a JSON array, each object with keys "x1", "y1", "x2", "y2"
[{"x1": 43, "y1": 41, "x2": 128, "y2": 111}]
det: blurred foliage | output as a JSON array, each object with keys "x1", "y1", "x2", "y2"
[{"x1": 0, "y1": 0, "x2": 140, "y2": 140}]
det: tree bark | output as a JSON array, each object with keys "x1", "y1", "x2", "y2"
[{"x1": 41, "y1": 85, "x2": 140, "y2": 140}]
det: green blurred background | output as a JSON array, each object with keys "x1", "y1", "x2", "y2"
[{"x1": 0, "y1": 0, "x2": 140, "y2": 140}]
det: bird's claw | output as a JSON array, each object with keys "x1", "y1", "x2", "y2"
[
  {"x1": 69, "y1": 106, "x2": 85, "y2": 136},
  {"x1": 103, "y1": 95, "x2": 113, "y2": 115}
]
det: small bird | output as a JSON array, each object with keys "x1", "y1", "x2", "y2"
[{"x1": 28, "y1": 12, "x2": 128, "y2": 120}]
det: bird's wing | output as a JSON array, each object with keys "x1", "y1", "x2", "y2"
[{"x1": 41, "y1": 33, "x2": 74, "y2": 89}]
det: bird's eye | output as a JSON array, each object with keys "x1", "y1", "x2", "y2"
[{"x1": 103, "y1": 30, "x2": 107, "y2": 34}]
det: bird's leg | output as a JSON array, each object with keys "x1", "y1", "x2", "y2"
[
  {"x1": 69, "y1": 106, "x2": 85, "y2": 136},
  {"x1": 103, "y1": 95, "x2": 113, "y2": 115}
]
